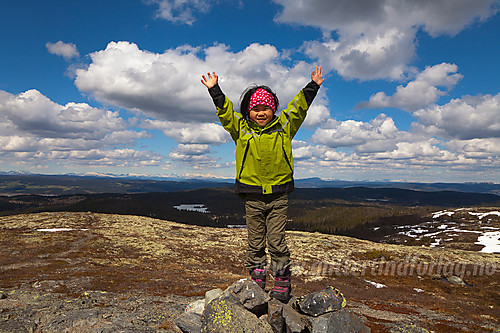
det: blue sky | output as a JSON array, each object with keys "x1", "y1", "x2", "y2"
[{"x1": 1, "y1": 0, "x2": 499, "y2": 182}]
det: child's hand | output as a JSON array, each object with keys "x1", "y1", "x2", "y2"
[
  {"x1": 311, "y1": 66, "x2": 325, "y2": 86},
  {"x1": 201, "y1": 72, "x2": 218, "y2": 88}
]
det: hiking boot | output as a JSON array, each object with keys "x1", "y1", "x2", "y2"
[
  {"x1": 269, "y1": 267, "x2": 292, "y2": 303},
  {"x1": 250, "y1": 267, "x2": 267, "y2": 290}
]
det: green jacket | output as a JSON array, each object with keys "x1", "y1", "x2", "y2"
[{"x1": 209, "y1": 81, "x2": 320, "y2": 195}]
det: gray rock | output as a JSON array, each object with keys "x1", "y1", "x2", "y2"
[
  {"x1": 220, "y1": 279, "x2": 270, "y2": 316},
  {"x1": 310, "y1": 309, "x2": 370, "y2": 333},
  {"x1": 268, "y1": 298, "x2": 285, "y2": 333},
  {"x1": 45, "y1": 309, "x2": 102, "y2": 332},
  {"x1": 201, "y1": 297, "x2": 273, "y2": 333},
  {"x1": 185, "y1": 299, "x2": 205, "y2": 315},
  {"x1": 296, "y1": 286, "x2": 346, "y2": 317},
  {"x1": 446, "y1": 276, "x2": 466, "y2": 286},
  {"x1": 0, "y1": 318, "x2": 37, "y2": 333},
  {"x1": 175, "y1": 312, "x2": 202, "y2": 333},
  {"x1": 205, "y1": 288, "x2": 223, "y2": 306},
  {"x1": 266, "y1": 296, "x2": 312, "y2": 333},
  {"x1": 282, "y1": 302, "x2": 311, "y2": 333}
]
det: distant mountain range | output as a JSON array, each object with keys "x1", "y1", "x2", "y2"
[
  {"x1": 0, "y1": 174, "x2": 232, "y2": 196},
  {"x1": 0, "y1": 172, "x2": 499, "y2": 196},
  {"x1": 294, "y1": 177, "x2": 500, "y2": 195}
]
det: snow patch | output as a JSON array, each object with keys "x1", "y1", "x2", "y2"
[
  {"x1": 469, "y1": 211, "x2": 500, "y2": 219},
  {"x1": 432, "y1": 210, "x2": 455, "y2": 219},
  {"x1": 475, "y1": 231, "x2": 500, "y2": 253},
  {"x1": 173, "y1": 204, "x2": 209, "y2": 213},
  {"x1": 365, "y1": 280, "x2": 386, "y2": 288}
]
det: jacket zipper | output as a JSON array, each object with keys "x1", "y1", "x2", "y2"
[
  {"x1": 278, "y1": 132, "x2": 293, "y2": 172},
  {"x1": 238, "y1": 139, "x2": 251, "y2": 180},
  {"x1": 282, "y1": 147, "x2": 293, "y2": 171}
]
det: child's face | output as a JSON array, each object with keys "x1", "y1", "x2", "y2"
[{"x1": 249, "y1": 105, "x2": 274, "y2": 127}]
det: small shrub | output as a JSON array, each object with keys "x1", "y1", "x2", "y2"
[{"x1": 358, "y1": 249, "x2": 393, "y2": 261}]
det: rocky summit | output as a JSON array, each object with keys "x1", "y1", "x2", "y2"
[
  {"x1": 0, "y1": 212, "x2": 499, "y2": 332},
  {"x1": 176, "y1": 279, "x2": 369, "y2": 333}
]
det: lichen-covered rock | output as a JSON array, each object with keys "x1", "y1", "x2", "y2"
[
  {"x1": 295, "y1": 286, "x2": 346, "y2": 317},
  {"x1": 204, "y1": 288, "x2": 223, "y2": 306},
  {"x1": 1, "y1": 286, "x2": 193, "y2": 333},
  {"x1": 388, "y1": 323, "x2": 429, "y2": 333},
  {"x1": 201, "y1": 297, "x2": 273, "y2": 333},
  {"x1": 45, "y1": 309, "x2": 103, "y2": 332},
  {"x1": 310, "y1": 309, "x2": 370, "y2": 333},
  {"x1": 0, "y1": 318, "x2": 37, "y2": 333},
  {"x1": 219, "y1": 279, "x2": 270, "y2": 316}
]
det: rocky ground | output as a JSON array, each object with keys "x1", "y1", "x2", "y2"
[{"x1": 0, "y1": 211, "x2": 499, "y2": 332}]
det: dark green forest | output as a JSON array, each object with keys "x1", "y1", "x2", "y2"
[{"x1": 1, "y1": 184, "x2": 499, "y2": 241}]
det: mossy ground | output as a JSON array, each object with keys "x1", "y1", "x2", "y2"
[{"x1": 1, "y1": 212, "x2": 498, "y2": 332}]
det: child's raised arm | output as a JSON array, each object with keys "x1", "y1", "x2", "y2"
[
  {"x1": 311, "y1": 66, "x2": 325, "y2": 86},
  {"x1": 201, "y1": 72, "x2": 218, "y2": 88}
]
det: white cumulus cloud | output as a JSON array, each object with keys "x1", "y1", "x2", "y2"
[
  {"x1": 0, "y1": 89, "x2": 125, "y2": 139},
  {"x1": 311, "y1": 114, "x2": 399, "y2": 149},
  {"x1": 413, "y1": 93, "x2": 500, "y2": 140},
  {"x1": 0, "y1": 89, "x2": 157, "y2": 167},
  {"x1": 142, "y1": 119, "x2": 230, "y2": 145},
  {"x1": 74, "y1": 41, "x2": 330, "y2": 127},
  {"x1": 274, "y1": 0, "x2": 499, "y2": 80},
  {"x1": 357, "y1": 63, "x2": 463, "y2": 111},
  {"x1": 446, "y1": 138, "x2": 500, "y2": 157},
  {"x1": 46, "y1": 41, "x2": 80, "y2": 60},
  {"x1": 169, "y1": 143, "x2": 220, "y2": 169}
]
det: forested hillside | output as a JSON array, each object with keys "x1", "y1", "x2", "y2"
[{"x1": 1, "y1": 186, "x2": 499, "y2": 241}]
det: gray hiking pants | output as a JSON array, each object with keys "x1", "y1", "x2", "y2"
[{"x1": 244, "y1": 193, "x2": 291, "y2": 272}]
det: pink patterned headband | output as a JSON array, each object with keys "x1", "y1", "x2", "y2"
[{"x1": 248, "y1": 88, "x2": 276, "y2": 113}]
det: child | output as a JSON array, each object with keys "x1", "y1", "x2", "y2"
[{"x1": 201, "y1": 67, "x2": 324, "y2": 302}]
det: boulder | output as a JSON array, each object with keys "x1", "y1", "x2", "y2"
[
  {"x1": 433, "y1": 275, "x2": 471, "y2": 287},
  {"x1": 446, "y1": 276, "x2": 467, "y2": 286},
  {"x1": 185, "y1": 299, "x2": 206, "y2": 315},
  {"x1": 204, "y1": 288, "x2": 223, "y2": 306},
  {"x1": 219, "y1": 279, "x2": 270, "y2": 316},
  {"x1": 310, "y1": 309, "x2": 370, "y2": 333},
  {"x1": 267, "y1": 297, "x2": 312, "y2": 333},
  {"x1": 175, "y1": 312, "x2": 202, "y2": 333},
  {"x1": 267, "y1": 298, "x2": 285, "y2": 333},
  {"x1": 282, "y1": 302, "x2": 311, "y2": 333},
  {"x1": 201, "y1": 297, "x2": 273, "y2": 333},
  {"x1": 295, "y1": 286, "x2": 346, "y2": 317},
  {"x1": 174, "y1": 282, "x2": 370, "y2": 333}
]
